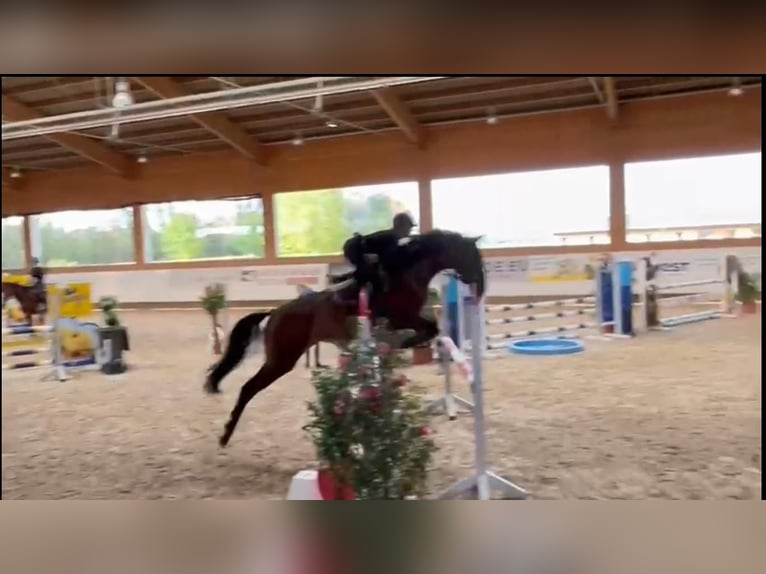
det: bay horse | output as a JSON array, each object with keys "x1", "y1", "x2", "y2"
[
  {"x1": 1, "y1": 281, "x2": 47, "y2": 325},
  {"x1": 204, "y1": 230, "x2": 485, "y2": 447}
]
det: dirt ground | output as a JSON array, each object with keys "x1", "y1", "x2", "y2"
[{"x1": 2, "y1": 305, "x2": 761, "y2": 499}]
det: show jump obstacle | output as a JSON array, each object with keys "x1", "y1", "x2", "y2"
[
  {"x1": 430, "y1": 284, "x2": 528, "y2": 501},
  {"x1": 442, "y1": 254, "x2": 740, "y2": 351},
  {"x1": 2, "y1": 288, "x2": 69, "y2": 381},
  {"x1": 2, "y1": 282, "x2": 98, "y2": 381},
  {"x1": 443, "y1": 261, "x2": 634, "y2": 357},
  {"x1": 634, "y1": 254, "x2": 738, "y2": 332},
  {"x1": 287, "y1": 286, "x2": 526, "y2": 500}
]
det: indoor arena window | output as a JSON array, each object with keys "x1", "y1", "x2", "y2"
[
  {"x1": 624, "y1": 152, "x2": 762, "y2": 243},
  {"x1": 1, "y1": 216, "x2": 26, "y2": 270},
  {"x1": 29, "y1": 208, "x2": 135, "y2": 267},
  {"x1": 142, "y1": 197, "x2": 265, "y2": 262},
  {"x1": 274, "y1": 181, "x2": 420, "y2": 257},
  {"x1": 431, "y1": 166, "x2": 611, "y2": 248}
]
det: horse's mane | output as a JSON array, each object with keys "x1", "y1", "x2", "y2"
[
  {"x1": 393, "y1": 230, "x2": 472, "y2": 272},
  {"x1": 408, "y1": 229, "x2": 468, "y2": 255}
]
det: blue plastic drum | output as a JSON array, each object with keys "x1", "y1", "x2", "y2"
[{"x1": 509, "y1": 338, "x2": 585, "y2": 356}]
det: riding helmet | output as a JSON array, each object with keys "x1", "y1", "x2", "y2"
[{"x1": 393, "y1": 212, "x2": 416, "y2": 229}]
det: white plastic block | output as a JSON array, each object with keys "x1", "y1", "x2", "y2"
[{"x1": 286, "y1": 469, "x2": 322, "y2": 500}]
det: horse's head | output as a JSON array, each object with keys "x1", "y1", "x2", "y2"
[
  {"x1": 415, "y1": 231, "x2": 486, "y2": 298},
  {"x1": 448, "y1": 234, "x2": 485, "y2": 298}
]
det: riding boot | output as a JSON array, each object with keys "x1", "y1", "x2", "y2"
[
  {"x1": 366, "y1": 273, "x2": 387, "y2": 321},
  {"x1": 31, "y1": 284, "x2": 47, "y2": 317}
]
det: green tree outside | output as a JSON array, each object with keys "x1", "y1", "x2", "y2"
[
  {"x1": 145, "y1": 201, "x2": 265, "y2": 262},
  {"x1": 8, "y1": 191, "x2": 405, "y2": 267},
  {"x1": 276, "y1": 189, "x2": 402, "y2": 256},
  {"x1": 36, "y1": 220, "x2": 135, "y2": 266},
  {"x1": 158, "y1": 212, "x2": 204, "y2": 261}
]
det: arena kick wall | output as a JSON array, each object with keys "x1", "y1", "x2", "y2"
[{"x1": 41, "y1": 246, "x2": 761, "y2": 308}]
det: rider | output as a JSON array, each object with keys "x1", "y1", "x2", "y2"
[
  {"x1": 30, "y1": 257, "x2": 45, "y2": 293},
  {"x1": 337, "y1": 212, "x2": 417, "y2": 300}
]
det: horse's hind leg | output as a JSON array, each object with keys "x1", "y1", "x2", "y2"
[{"x1": 219, "y1": 360, "x2": 293, "y2": 447}]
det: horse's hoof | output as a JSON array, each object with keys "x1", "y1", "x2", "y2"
[
  {"x1": 219, "y1": 435, "x2": 229, "y2": 448},
  {"x1": 203, "y1": 381, "x2": 220, "y2": 395}
]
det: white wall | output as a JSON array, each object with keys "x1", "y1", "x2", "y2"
[
  {"x1": 46, "y1": 246, "x2": 761, "y2": 304},
  {"x1": 47, "y1": 264, "x2": 329, "y2": 303}
]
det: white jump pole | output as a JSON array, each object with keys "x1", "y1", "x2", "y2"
[
  {"x1": 439, "y1": 284, "x2": 528, "y2": 501},
  {"x1": 722, "y1": 253, "x2": 739, "y2": 317},
  {"x1": 43, "y1": 287, "x2": 70, "y2": 382},
  {"x1": 634, "y1": 258, "x2": 649, "y2": 332},
  {"x1": 426, "y1": 274, "x2": 475, "y2": 420},
  {"x1": 610, "y1": 262, "x2": 623, "y2": 335}
]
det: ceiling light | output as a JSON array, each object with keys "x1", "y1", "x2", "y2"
[
  {"x1": 291, "y1": 133, "x2": 304, "y2": 146},
  {"x1": 10, "y1": 167, "x2": 22, "y2": 178},
  {"x1": 728, "y1": 77, "x2": 743, "y2": 97},
  {"x1": 325, "y1": 120, "x2": 339, "y2": 128},
  {"x1": 112, "y1": 78, "x2": 134, "y2": 108},
  {"x1": 136, "y1": 153, "x2": 148, "y2": 164},
  {"x1": 486, "y1": 107, "x2": 499, "y2": 125}
]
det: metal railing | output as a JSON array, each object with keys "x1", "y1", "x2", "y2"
[{"x1": 2, "y1": 76, "x2": 444, "y2": 141}]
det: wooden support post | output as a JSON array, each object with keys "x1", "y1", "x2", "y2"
[
  {"x1": 418, "y1": 176, "x2": 433, "y2": 233},
  {"x1": 609, "y1": 160, "x2": 626, "y2": 249},
  {"x1": 262, "y1": 192, "x2": 277, "y2": 262}
]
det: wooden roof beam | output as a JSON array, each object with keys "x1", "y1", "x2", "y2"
[
  {"x1": 1, "y1": 94, "x2": 132, "y2": 177},
  {"x1": 135, "y1": 76, "x2": 267, "y2": 164},
  {"x1": 603, "y1": 77, "x2": 619, "y2": 121},
  {"x1": 372, "y1": 87, "x2": 426, "y2": 147}
]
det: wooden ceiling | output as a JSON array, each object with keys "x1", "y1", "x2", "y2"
[{"x1": 2, "y1": 76, "x2": 761, "y2": 175}]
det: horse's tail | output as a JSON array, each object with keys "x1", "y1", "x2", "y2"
[{"x1": 204, "y1": 311, "x2": 271, "y2": 394}]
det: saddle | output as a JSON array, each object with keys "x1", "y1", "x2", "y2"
[{"x1": 329, "y1": 268, "x2": 392, "y2": 316}]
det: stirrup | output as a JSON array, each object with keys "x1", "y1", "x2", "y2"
[{"x1": 328, "y1": 273, "x2": 351, "y2": 284}]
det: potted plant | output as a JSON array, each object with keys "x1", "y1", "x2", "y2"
[
  {"x1": 411, "y1": 287, "x2": 440, "y2": 365},
  {"x1": 737, "y1": 272, "x2": 761, "y2": 314},
  {"x1": 303, "y1": 327, "x2": 437, "y2": 499},
  {"x1": 97, "y1": 296, "x2": 129, "y2": 375},
  {"x1": 201, "y1": 283, "x2": 227, "y2": 355}
]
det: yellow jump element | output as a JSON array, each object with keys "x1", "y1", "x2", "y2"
[
  {"x1": 1, "y1": 274, "x2": 33, "y2": 287},
  {"x1": 48, "y1": 283, "x2": 93, "y2": 319}
]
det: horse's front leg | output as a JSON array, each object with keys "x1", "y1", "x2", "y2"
[
  {"x1": 399, "y1": 316, "x2": 439, "y2": 349},
  {"x1": 314, "y1": 343, "x2": 326, "y2": 368}
]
